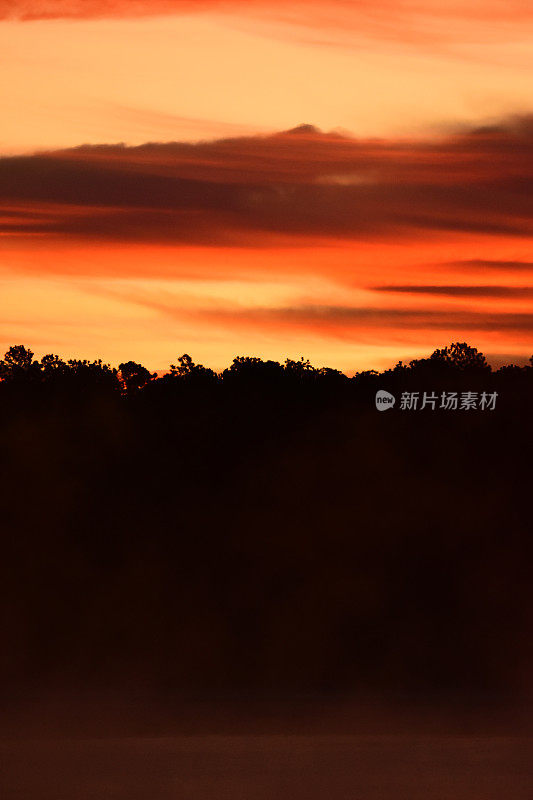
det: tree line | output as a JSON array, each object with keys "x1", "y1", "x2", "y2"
[
  {"x1": 0, "y1": 339, "x2": 531, "y2": 709},
  {"x1": 1, "y1": 341, "x2": 532, "y2": 396}
]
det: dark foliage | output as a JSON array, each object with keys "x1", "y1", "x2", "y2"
[{"x1": 0, "y1": 342, "x2": 532, "y2": 704}]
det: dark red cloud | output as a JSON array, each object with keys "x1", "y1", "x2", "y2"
[
  {"x1": 444, "y1": 260, "x2": 533, "y2": 272},
  {"x1": 204, "y1": 305, "x2": 533, "y2": 333},
  {"x1": 373, "y1": 286, "x2": 533, "y2": 298},
  {"x1": 1, "y1": 119, "x2": 532, "y2": 245}
]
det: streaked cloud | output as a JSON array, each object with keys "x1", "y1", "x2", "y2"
[
  {"x1": 200, "y1": 304, "x2": 533, "y2": 337},
  {"x1": 1, "y1": 118, "x2": 532, "y2": 247},
  {"x1": 444, "y1": 259, "x2": 533, "y2": 272},
  {"x1": 373, "y1": 285, "x2": 533, "y2": 298}
]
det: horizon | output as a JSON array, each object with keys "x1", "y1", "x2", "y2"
[{"x1": 1, "y1": 341, "x2": 531, "y2": 377}]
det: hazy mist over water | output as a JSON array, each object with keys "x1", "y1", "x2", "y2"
[
  {"x1": 2, "y1": 733, "x2": 532, "y2": 800},
  {"x1": 2, "y1": 694, "x2": 532, "y2": 799}
]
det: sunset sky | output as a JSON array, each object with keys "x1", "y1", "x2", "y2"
[{"x1": 1, "y1": 0, "x2": 533, "y2": 371}]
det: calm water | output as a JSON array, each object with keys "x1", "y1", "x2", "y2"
[{"x1": 1, "y1": 735, "x2": 531, "y2": 799}]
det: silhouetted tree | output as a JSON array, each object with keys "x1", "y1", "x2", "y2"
[
  {"x1": 222, "y1": 356, "x2": 284, "y2": 384},
  {"x1": 353, "y1": 369, "x2": 379, "y2": 382},
  {"x1": 40, "y1": 353, "x2": 68, "y2": 377},
  {"x1": 429, "y1": 341, "x2": 490, "y2": 372},
  {"x1": 65, "y1": 358, "x2": 120, "y2": 392},
  {"x1": 284, "y1": 357, "x2": 315, "y2": 375},
  {"x1": 119, "y1": 361, "x2": 155, "y2": 394},
  {"x1": 0, "y1": 344, "x2": 37, "y2": 380},
  {"x1": 168, "y1": 354, "x2": 217, "y2": 383},
  {"x1": 315, "y1": 366, "x2": 347, "y2": 384}
]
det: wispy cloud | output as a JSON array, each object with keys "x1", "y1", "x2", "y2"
[
  {"x1": 4, "y1": 1, "x2": 533, "y2": 34},
  {"x1": 92, "y1": 286, "x2": 533, "y2": 340},
  {"x1": 4, "y1": 2, "x2": 533, "y2": 71}
]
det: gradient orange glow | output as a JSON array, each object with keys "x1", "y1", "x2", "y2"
[{"x1": 1, "y1": 1, "x2": 532, "y2": 371}]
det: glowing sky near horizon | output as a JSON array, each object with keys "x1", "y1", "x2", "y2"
[{"x1": 1, "y1": 1, "x2": 533, "y2": 371}]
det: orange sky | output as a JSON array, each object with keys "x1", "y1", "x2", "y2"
[{"x1": 1, "y1": 1, "x2": 532, "y2": 371}]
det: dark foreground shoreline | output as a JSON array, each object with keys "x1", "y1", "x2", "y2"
[{"x1": 2, "y1": 732, "x2": 532, "y2": 800}]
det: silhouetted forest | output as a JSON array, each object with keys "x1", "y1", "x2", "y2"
[{"x1": 1, "y1": 342, "x2": 532, "y2": 711}]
